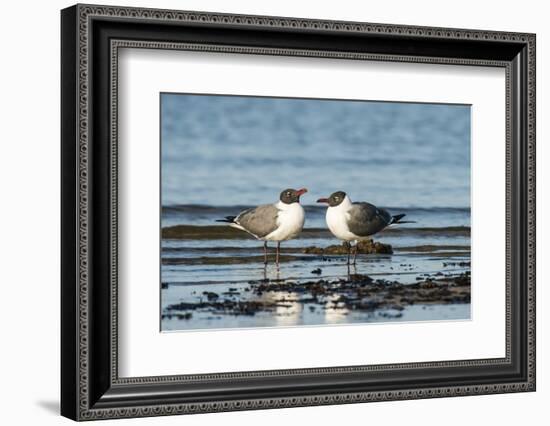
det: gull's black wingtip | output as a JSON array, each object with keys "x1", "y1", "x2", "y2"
[
  {"x1": 391, "y1": 214, "x2": 416, "y2": 224},
  {"x1": 216, "y1": 216, "x2": 237, "y2": 223}
]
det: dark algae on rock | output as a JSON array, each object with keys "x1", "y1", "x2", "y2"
[{"x1": 303, "y1": 240, "x2": 393, "y2": 255}]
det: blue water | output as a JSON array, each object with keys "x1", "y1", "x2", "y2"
[{"x1": 161, "y1": 94, "x2": 470, "y2": 208}]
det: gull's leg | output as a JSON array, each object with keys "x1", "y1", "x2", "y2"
[
  {"x1": 352, "y1": 242, "x2": 358, "y2": 265},
  {"x1": 276, "y1": 242, "x2": 281, "y2": 265},
  {"x1": 346, "y1": 242, "x2": 351, "y2": 265},
  {"x1": 263, "y1": 241, "x2": 268, "y2": 265}
]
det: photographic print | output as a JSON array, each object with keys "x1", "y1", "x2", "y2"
[{"x1": 160, "y1": 93, "x2": 471, "y2": 331}]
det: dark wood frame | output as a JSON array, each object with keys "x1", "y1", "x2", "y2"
[{"x1": 61, "y1": 3, "x2": 536, "y2": 421}]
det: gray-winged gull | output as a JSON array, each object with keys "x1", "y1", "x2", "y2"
[
  {"x1": 217, "y1": 188, "x2": 308, "y2": 265},
  {"x1": 317, "y1": 191, "x2": 411, "y2": 265}
]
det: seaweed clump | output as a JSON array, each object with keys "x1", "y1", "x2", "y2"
[{"x1": 303, "y1": 240, "x2": 393, "y2": 255}]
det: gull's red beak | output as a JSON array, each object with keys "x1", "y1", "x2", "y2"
[
  {"x1": 317, "y1": 197, "x2": 329, "y2": 203},
  {"x1": 296, "y1": 188, "x2": 308, "y2": 196}
]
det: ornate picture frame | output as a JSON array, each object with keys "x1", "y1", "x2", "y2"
[{"x1": 61, "y1": 4, "x2": 535, "y2": 420}]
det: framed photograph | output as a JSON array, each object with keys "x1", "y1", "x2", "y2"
[{"x1": 61, "y1": 4, "x2": 536, "y2": 421}]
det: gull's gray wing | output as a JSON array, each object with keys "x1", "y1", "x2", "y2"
[
  {"x1": 235, "y1": 204, "x2": 280, "y2": 238},
  {"x1": 347, "y1": 202, "x2": 392, "y2": 237}
]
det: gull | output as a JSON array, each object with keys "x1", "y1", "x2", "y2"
[
  {"x1": 317, "y1": 191, "x2": 410, "y2": 265},
  {"x1": 217, "y1": 188, "x2": 308, "y2": 265}
]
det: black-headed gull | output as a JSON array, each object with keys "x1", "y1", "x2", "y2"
[
  {"x1": 317, "y1": 191, "x2": 409, "y2": 264},
  {"x1": 217, "y1": 188, "x2": 308, "y2": 265}
]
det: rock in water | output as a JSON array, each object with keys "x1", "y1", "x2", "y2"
[
  {"x1": 303, "y1": 239, "x2": 393, "y2": 255},
  {"x1": 356, "y1": 240, "x2": 393, "y2": 254}
]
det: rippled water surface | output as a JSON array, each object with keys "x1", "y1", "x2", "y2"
[{"x1": 161, "y1": 94, "x2": 470, "y2": 207}]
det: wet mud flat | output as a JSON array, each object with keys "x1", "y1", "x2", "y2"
[
  {"x1": 162, "y1": 271, "x2": 470, "y2": 327},
  {"x1": 161, "y1": 224, "x2": 471, "y2": 330}
]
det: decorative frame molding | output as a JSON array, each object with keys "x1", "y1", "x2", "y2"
[{"x1": 61, "y1": 4, "x2": 535, "y2": 421}]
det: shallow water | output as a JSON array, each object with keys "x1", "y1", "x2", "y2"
[{"x1": 161, "y1": 206, "x2": 470, "y2": 331}]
